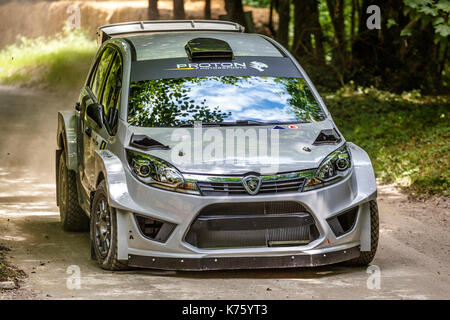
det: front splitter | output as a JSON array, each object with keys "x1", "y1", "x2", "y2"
[{"x1": 128, "y1": 246, "x2": 360, "y2": 271}]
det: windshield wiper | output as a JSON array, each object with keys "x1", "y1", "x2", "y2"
[
  {"x1": 180, "y1": 120, "x2": 270, "y2": 127},
  {"x1": 178, "y1": 120, "x2": 302, "y2": 127},
  {"x1": 179, "y1": 122, "x2": 234, "y2": 127}
]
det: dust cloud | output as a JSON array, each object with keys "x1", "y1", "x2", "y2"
[{"x1": 0, "y1": 86, "x2": 78, "y2": 184}]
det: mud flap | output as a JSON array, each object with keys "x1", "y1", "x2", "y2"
[
  {"x1": 90, "y1": 240, "x2": 96, "y2": 260},
  {"x1": 55, "y1": 149, "x2": 62, "y2": 206},
  {"x1": 359, "y1": 201, "x2": 371, "y2": 252},
  {"x1": 116, "y1": 209, "x2": 129, "y2": 260}
]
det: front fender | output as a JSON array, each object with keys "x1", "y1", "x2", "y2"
[
  {"x1": 347, "y1": 142, "x2": 377, "y2": 200},
  {"x1": 347, "y1": 142, "x2": 377, "y2": 252},
  {"x1": 93, "y1": 149, "x2": 139, "y2": 261},
  {"x1": 57, "y1": 111, "x2": 78, "y2": 171},
  {"x1": 94, "y1": 149, "x2": 149, "y2": 213}
]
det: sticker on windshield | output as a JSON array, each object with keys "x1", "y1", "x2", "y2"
[
  {"x1": 131, "y1": 57, "x2": 302, "y2": 81},
  {"x1": 167, "y1": 62, "x2": 248, "y2": 71},
  {"x1": 249, "y1": 61, "x2": 269, "y2": 72}
]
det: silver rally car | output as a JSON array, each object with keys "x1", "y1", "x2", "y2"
[{"x1": 56, "y1": 20, "x2": 379, "y2": 270}]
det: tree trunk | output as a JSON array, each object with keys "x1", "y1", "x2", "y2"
[
  {"x1": 350, "y1": 0, "x2": 356, "y2": 44},
  {"x1": 275, "y1": 0, "x2": 290, "y2": 48},
  {"x1": 224, "y1": 0, "x2": 246, "y2": 27},
  {"x1": 326, "y1": 0, "x2": 347, "y2": 77},
  {"x1": 204, "y1": 0, "x2": 211, "y2": 20},
  {"x1": 268, "y1": 0, "x2": 275, "y2": 36},
  {"x1": 310, "y1": 1, "x2": 325, "y2": 65},
  {"x1": 173, "y1": 0, "x2": 185, "y2": 20},
  {"x1": 293, "y1": 0, "x2": 315, "y2": 63},
  {"x1": 148, "y1": 0, "x2": 159, "y2": 20}
]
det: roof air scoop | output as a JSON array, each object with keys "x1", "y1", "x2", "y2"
[
  {"x1": 185, "y1": 38, "x2": 234, "y2": 60},
  {"x1": 313, "y1": 129, "x2": 342, "y2": 145}
]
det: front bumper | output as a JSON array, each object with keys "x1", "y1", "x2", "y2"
[
  {"x1": 97, "y1": 143, "x2": 377, "y2": 269},
  {"x1": 128, "y1": 246, "x2": 360, "y2": 270}
]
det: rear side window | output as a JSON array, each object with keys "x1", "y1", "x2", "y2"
[
  {"x1": 101, "y1": 54, "x2": 122, "y2": 116},
  {"x1": 90, "y1": 47, "x2": 115, "y2": 99}
]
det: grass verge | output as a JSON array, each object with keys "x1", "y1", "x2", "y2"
[
  {"x1": 324, "y1": 86, "x2": 449, "y2": 196},
  {"x1": 0, "y1": 28, "x2": 96, "y2": 90}
]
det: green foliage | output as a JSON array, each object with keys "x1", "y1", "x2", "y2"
[
  {"x1": 0, "y1": 27, "x2": 96, "y2": 90},
  {"x1": 402, "y1": 0, "x2": 450, "y2": 38},
  {"x1": 242, "y1": 0, "x2": 271, "y2": 8},
  {"x1": 128, "y1": 76, "x2": 327, "y2": 127},
  {"x1": 325, "y1": 86, "x2": 450, "y2": 196},
  {"x1": 275, "y1": 77, "x2": 326, "y2": 122},
  {"x1": 128, "y1": 77, "x2": 231, "y2": 127}
]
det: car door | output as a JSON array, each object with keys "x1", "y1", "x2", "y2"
[{"x1": 79, "y1": 46, "x2": 115, "y2": 191}]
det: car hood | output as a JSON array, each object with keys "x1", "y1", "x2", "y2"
[{"x1": 126, "y1": 120, "x2": 344, "y2": 175}]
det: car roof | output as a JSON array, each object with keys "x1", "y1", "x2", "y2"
[{"x1": 123, "y1": 32, "x2": 284, "y2": 61}]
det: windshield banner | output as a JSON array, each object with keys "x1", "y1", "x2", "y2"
[{"x1": 130, "y1": 57, "x2": 302, "y2": 82}]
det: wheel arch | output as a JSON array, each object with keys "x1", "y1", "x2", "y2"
[
  {"x1": 56, "y1": 111, "x2": 79, "y2": 206},
  {"x1": 347, "y1": 142, "x2": 377, "y2": 199},
  {"x1": 57, "y1": 111, "x2": 79, "y2": 171},
  {"x1": 93, "y1": 149, "x2": 131, "y2": 260}
]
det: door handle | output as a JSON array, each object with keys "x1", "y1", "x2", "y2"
[{"x1": 85, "y1": 127, "x2": 92, "y2": 137}]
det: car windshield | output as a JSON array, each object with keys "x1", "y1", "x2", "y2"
[{"x1": 128, "y1": 76, "x2": 326, "y2": 127}]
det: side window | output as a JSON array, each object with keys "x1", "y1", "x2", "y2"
[
  {"x1": 90, "y1": 47, "x2": 115, "y2": 99},
  {"x1": 101, "y1": 54, "x2": 122, "y2": 117}
]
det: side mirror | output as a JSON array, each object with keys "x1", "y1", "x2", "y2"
[{"x1": 86, "y1": 103, "x2": 104, "y2": 128}]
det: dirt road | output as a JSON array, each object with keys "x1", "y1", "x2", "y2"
[{"x1": 0, "y1": 85, "x2": 449, "y2": 299}]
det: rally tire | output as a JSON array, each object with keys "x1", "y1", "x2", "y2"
[
  {"x1": 58, "y1": 151, "x2": 89, "y2": 232},
  {"x1": 344, "y1": 200, "x2": 379, "y2": 266},
  {"x1": 90, "y1": 180, "x2": 128, "y2": 271}
]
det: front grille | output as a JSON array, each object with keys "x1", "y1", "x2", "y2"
[
  {"x1": 185, "y1": 201, "x2": 319, "y2": 249},
  {"x1": 197, "y1": 177, "x2": 306, "y2": 196},
  {"x1": 199, "y1": 201, "x2": 308, "y2": 215}
]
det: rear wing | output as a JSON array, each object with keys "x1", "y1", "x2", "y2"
[{"x1": 96, "y1": 20, "x2": 245, "y2": 47}]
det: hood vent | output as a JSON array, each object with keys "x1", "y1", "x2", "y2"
[
  {"x1": 313, "y1": 129, "x2": 341, "y2": 145},
  {"x1": 129, "y1": 134, "x2": 170, "y2": 150},
  {"x1": 185, "y1": 38, "x2": 234, "y2": 60}
]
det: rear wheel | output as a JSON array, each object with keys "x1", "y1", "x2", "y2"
[
  {"x1": 90, "y1": 180, "x2": 128, "y2": 270},
  {"x1": 345, "y1": 200, "x2": 379, "y2": 266},
  {"x1": 58, "y1": 150, "x2": 89, "y2": 231}
]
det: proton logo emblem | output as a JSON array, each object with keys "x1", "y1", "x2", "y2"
[
  {"x1": 249, "y1": 61, "x2": 268, "y2": 72},
  {"x1": 242, "y1": 175, "x2": 262, "y2": 195}
]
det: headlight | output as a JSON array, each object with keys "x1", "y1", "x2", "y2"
[
  {"x1": 126, "y1": 150, "x2": 200, "y2": 195},
  {"x1": 304, "y1": 144, "x2": 352, "y2": 191}
]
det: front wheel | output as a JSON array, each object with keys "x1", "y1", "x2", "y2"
[{"x1": 90, "y1": 180, "x2": 128, "y2": 270}]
